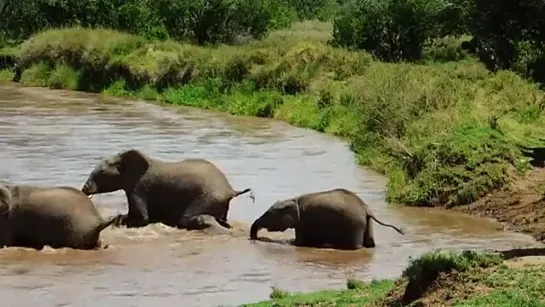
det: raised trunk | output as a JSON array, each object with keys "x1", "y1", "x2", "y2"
[{"x1": 250, "y1": 218, "x2": 262, "y2": 240}]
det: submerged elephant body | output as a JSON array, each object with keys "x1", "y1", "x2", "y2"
[
  {"x1": 82, "y1": 149, "x2": 254, "y2": 231},
  {"x1": 0, "y1": 183, "x2": 121, "y2": 250},
  {"x1": 250, "y1": 188, "x2": 404, "y2": 250}
]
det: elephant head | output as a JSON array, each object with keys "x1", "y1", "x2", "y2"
[
  {"x1": 82, "y1": 149, "x2": 150, "y2": 195},
  {"x1": 250, "y1": 199, "x2": 300, "y2": 240}
]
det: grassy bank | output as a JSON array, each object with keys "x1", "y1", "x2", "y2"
[
  {"x1": 242, "y1": 249, "x2": 545, "y2": 306},
  {"x1": 2, "y1": 21, "x2": 545, "y2": 208}
]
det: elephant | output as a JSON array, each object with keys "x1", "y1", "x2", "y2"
[
  {"x1": 249, "y1": 188, "x2": 404, "y2": 250},
  {"x1": 0, "y1": 182, "x2": 123, "y2": 250},
  {"x1": 81, "y1": 149, "x2": 255, "y2": 231}
]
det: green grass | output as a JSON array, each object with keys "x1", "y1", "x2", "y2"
[
  {"x1": 242, "y1": 279, "x2": 395, "y2": 307},
  {"x1": 453, "y1": 264, "x2": 545, "y2": 306},
  {"x1": 0, "y1": 69, "x2": 13, "y2": 80},
  {"x1": 241, "y1": 250, "x2": 545, "y2": 306},
  {"x1": 4, "y1": 21, "x2": 545, "y2": 208},
  {"x1": 0, "y1": 45, "x2": 20, "y2": 76}
]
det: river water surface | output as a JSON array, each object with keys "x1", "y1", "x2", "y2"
[{"x1": 0, "y1": 81, "x2": 540, "y2": 307}]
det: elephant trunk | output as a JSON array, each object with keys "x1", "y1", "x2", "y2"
[
  {"x1": 81, "y1": 178, "x2": 96, "y2": 196},
  {"x1": 250, "y1": 218, "x2": 262, "y2": 240}
]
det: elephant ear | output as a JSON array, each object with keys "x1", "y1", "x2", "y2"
[
  {"x1": 276, "y1": 199, "x2": 300, "y2": 225},
  {"x1": 119, "y1": 149, "x2": 150, "y2": 184}
]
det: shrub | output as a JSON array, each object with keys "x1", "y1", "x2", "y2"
[
  {"x1": 287, "y1": 0, "x2": 350, "y2": 21},
  {"x1": 0, "y1": 0, "x2": 294, "y2": 45},
  {"x1": 330, "y1": 0, "x2": 470, "y2": 62},
  {"x1": 463, "y1": 0, "x2": 545, "y2": 85},
  {"x1": 403, "y1": 250, "x2": 503, "y2": 283}
]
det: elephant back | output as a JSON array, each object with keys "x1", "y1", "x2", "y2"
[
  {"x1": 13, "y1": 185, "x2": 104, "y2": 233},
  {"x1": 161, "y1": 159, "x2": 237, "y2": 199}
]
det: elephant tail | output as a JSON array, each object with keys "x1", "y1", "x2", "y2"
[
  {"x1": 94, "y1": 214, "x2": 124, "y2": 234},
  {"x1": 368, "y1": 215, "x2": 404, "y2": 235},
  {"x1": 233, "y1": 188, "x2": 255, "y2": 203}
]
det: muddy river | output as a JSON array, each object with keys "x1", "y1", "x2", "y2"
[{"x1": 0, "y1": 81, "x2": 540, "y2": 307}]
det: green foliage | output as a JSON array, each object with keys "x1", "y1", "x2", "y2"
[
  {"x1": 269, "y1": 287, "x2": 291, "y2": 299},
  {"x1": 463, "y1": 0, "x2": 545, "y2": 85},
  {"x1": 0, "y1": 69, "x2": 14, "y2": 81},
  {"x1": 421, "y1": 35, "x2": 472, "y2": 63},
  {"x1": 403, "y1": 250, "x2": 503, "y2": 284},
  {"x1": 286, "y1": 0, "x2": 350, "y2": 21},
  {"x1": 453, "y1": 264, "x2": 545, "y2": 306},
  {"x1": 0, "y1": 0, "x2": 299, "y2": 45},
  {"x1": 243, "y1": 279, "x2": 394, "y2": 306},
  {"x1": 331, "y1": 0, "x2": 468, "y2": 62},
  {"x1": 47, "y1": 64, "x2": 80, "y2": 90},
  {"x1": 330, "y1": 0, "x2": 545, "y2": 86},
  {"x1": 346, "y1": 277, "x2": 367, "y2": 290},
  {"x1": 0, "y1": 0, "x2": 353, "y2": 47},
  {"x1": 0, "y1": 46, "x2": 20, "y2": 69},
  {"x1": 393, "y1": 125, "x2": 521, "y2": 206}
]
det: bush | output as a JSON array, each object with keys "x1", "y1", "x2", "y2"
[
  {"x1": 397, "y1": 250, "x2": 503, "y2": 305},
  {"x1": 287, "y1": 0, "x2": 350, "y2": 21},
  {"x1": 330, "y1": 0, "x2": 470, "y2": 62},
  {"x1": 403, "y1": 250, "x2": 503, "y2": 283},
  {"x1": 0, "y1": 0, "x2": 295, "y2": 45},
  {"x1": 421, "y1": 35, "x2": 472, "y2": 63},
  {"x1": 463, "y1": 0, "x2": 545, "y2": 85}
]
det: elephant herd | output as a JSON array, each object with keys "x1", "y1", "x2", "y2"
[{"x1": 0, "y1": 148, "x2": 404, "y2": 251}]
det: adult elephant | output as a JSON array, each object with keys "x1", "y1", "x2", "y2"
[
  {"x1": 249, "y1": 188, "x2": 404, "y2": 250},
  {"x1": 0, "y1": 182, "x2": 122, "y2": 250},
  {"x1": 81, "y1": 149, "x2": 254, "y2": 231}
]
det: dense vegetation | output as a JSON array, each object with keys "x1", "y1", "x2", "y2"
[
  {"x1": 1, "y1": 0, "x2": 544, "y2": 209},
  {"x1": 0, "y1": 0, "x2": 351, "y2": 45},
  {"x1": 243, "y1": 250, "x2": 545, "y2": 306}
]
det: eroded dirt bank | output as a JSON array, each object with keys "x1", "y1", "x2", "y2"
[{"x1": 455, "y1": 167, "x2": 545, "y2": 243}]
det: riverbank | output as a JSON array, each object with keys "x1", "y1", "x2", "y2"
[
  {"x1": 1, "y1": 23, "x2": 545, "y2": 223},
  {"x1": 243, "y1": 249, "x2": 545, "y2": 306}
]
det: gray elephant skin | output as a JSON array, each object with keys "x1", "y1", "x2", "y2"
[
  {"x1": 250, "y1": 188, "x2": 404, "y2": 250},
  {"x1": 81, "y1": 149, "x2": 254, "y2": 231},
  {"x1": 0, "y1": 182, "x2": 122, "y2": 250}
]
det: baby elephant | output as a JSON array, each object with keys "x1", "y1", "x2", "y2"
[
  {"x1": 250, "y1": 188, "x2": 404, "y2": 250},
  {"x1": 81, "y1": 149, "x2": 254, "y2": 231},
  {"x1": 0, "y1": 182, "x2": 122, "y2": 250}
]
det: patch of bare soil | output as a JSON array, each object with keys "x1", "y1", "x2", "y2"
[
  {"x1": 455, "y1": 167, "x2": 545, "y2": 243},
  {"x1": 504, "y1": 255, "x2": 545, "y2": 268}
]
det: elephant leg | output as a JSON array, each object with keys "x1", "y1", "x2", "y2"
[
  {"x1": 215, "y1": 216, "x2": 233, "y2": 229},
  {"x1": 178, "y1": 197, "x2": 231, "y2": 232},
  {"x1": 293, "y1": 229, "x2": 324, "y2": 248},
  {"x1": 295, "y1": 228, "x2": 364, "y2": 250},
  {"x1": 12, "y1": 235, "x2": 45, "y2": 250},
  {"x1": 212, "y1": 200, "x2": 232, "y2": 229},
  {"x1": 0, "y1": 227, "x2": 12, "y2": 248},
  {"x1": 181, "y1": 214, "x2": 230, "y2": 234},
  {"x1": 120, "y1": 193, "x2": 150, "y2": 228},
  {"x1": 363, "y1": 219, "x2": 376, "y2": 248}
]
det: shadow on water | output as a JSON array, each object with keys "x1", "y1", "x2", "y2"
[{"x1": 0, "y1": 81, "x2": 542, "y2": 307}]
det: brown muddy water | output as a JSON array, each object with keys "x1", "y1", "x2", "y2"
[{"x1": 0, "y1": 81, "x2": 541, "y2": 307}]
